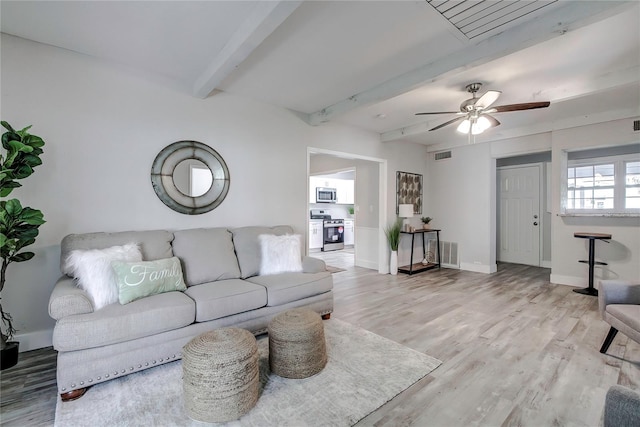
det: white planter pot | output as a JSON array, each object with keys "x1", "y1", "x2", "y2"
[{"x1": 390, "y1": 250, "x2": 398, "y2": 275}]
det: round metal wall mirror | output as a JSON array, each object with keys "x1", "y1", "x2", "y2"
[{"x1": 151, "y1": 140, "x2": 230, "y2": 215}]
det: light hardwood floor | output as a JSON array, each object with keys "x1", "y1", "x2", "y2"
[{"x1": 1, "y1": 259, "x2": 638, "y2": 426}]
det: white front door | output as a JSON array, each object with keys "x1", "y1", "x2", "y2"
[{"x1": 497, "y1": 165, "x2": 541, "y2": 266}]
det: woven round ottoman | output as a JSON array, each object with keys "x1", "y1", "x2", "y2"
[
  {"x1": 182, "y1": 328, "x2": 259, "y2": 423},
  {"x1": 268, "y1": 308, "x2": 327, "y2": 379}
]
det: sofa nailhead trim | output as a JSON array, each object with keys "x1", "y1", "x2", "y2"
[
  {"x1": 62, "y1": 387, "x2": 66, "y2": 391},
  {"x1": 88, "y1": 379, "x2": 93, "y2": 383},
  {"x1": 80, "y1": 381, "x2": 84, "y2": 385},
  {"x1": 71, "y1": 383, "x2": 76, "y2": 388}
]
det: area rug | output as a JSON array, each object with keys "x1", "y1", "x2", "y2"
[{"x1": 55, "y1": 319, "x2": 441, "y2": 426}]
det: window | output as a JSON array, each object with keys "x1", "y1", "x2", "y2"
[
  {"x1": 627, "y1": 161, "x2": 640, "y2": 209},
  {"x1": 566, "y1": 152, "x2": 640, "y2": 214}
]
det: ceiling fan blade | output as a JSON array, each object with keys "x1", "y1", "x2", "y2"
[
  {"x1": 475, "y1": 90, "x2": 501, "y2": 109},
  {"x1": 429, "y1": 116, "x2": 466, "y2": 131},
  {"x1": 415, "y1": 111, "x2": 459, "y2": 115},
  {"x1": 484, "y1": 114, "x2": 500, "y2": 128},
  {"x1": 491, "y1": 101, "x2": 550, "y2": 113}
]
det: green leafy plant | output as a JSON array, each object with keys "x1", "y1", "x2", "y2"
[
  {"x1": 384, "y1": 218, "x2": 402, "y2": 251},
  {"x1": 348, "y1": 206, "x2": 355, "y2": 215},
  {"x1": 421, "y1": 216, "x2": 433, "y2": 224},
  {"x1": 0, "y1": 121, "x2": 46, "y2": 347}
]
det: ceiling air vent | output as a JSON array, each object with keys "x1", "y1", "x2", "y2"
[
  {"x1": 435, "y1": 151, "x2": 452, "y2": 161},
  {"x1": 426, "y1": 0, "x2": 559, "y2": 39},
  {"x1": 634, "y1": 119, "x2": 640, "y2": 131}
]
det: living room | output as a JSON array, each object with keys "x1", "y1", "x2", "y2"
[{"x1": 1, "y1": 1, "x2": 639, "y2": 425}]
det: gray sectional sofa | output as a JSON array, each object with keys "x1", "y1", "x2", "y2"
[{"x1": 48, "y1": 225, "x2": 333, "y2": 399}]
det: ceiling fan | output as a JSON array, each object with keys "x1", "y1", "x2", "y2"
[{"x1": 415, "y1": 82, "x2": 550, "y2": 135}]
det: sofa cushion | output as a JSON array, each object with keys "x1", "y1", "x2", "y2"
[
  {"x1": 246, "y1": 272, "x2": 332, "y2": 306},
  {"x1": 231, "y1": 225, "x2": 293, "y2": 278},
  {"x1": 112, "y1": 257, "x2": 187, "y2": 304},
  {"x1": 52, "y1": 291, "x2": 195, "y2": 352},
  {"x1": 172, "y1": 228, "x2": 241, "y2": 286},
  {"x1": 184, "y1": 279, "x2": 267, "y2": 322},
  {"x1": 61, "y1": 230, "x2": 174, "y2": 276},
  {"x1": 64, "y1": 243, "x2": 142, "y2": 310},
  {"x1": 259, "y1": 233, "x2": 303, "y2": 275}
]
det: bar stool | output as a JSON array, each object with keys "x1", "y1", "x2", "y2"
[{"x1": 573, "y1": 232, "x2": 612, "y2": 296}]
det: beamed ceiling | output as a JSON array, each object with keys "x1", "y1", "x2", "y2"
[{"x1": 1, "y1": 1, "x2": 638, "y2": 148}]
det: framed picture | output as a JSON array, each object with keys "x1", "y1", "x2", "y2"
[{"x1": 396, "y1": 171, "x2": 422, "y2": 214}]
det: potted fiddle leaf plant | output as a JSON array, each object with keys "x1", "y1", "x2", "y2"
[
  {"x1": 0, "y1": 121, "x2": 46, "y2": 370},
  {"x1": 384, "y1": 218, "x2": 402, "y2": 275}
]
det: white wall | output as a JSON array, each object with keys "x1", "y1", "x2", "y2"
[
  {"x1": 427, "y1": 142, "x2": 497, "y2": 273},
  {"x1": 427, "y1": 119, "x2": 639, "y2": 284},
  {"x1": 550, "y1": 119, "x2": 640, "y2": 285},
  {"x1": 1, "y1": 35, "x2": 428, "y2": 350}
]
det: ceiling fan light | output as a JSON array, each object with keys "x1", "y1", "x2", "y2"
[
  {"x1": 476, "y1": 115, "x2": 491, "y2": 132},
  {"x1": 457, "y1": 119, "x2": 470, "y2": 134}
]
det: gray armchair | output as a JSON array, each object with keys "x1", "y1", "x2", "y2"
[
  {"x1": 598, "y1": 280, "x2": 640, "y2": 353},
  {"x1": 604, "y1": 385, "x2": 640, "y2": 427}
]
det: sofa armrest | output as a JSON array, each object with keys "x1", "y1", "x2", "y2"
[
  {"x1": 49, "y1": 276, "x2": 94, "y2": 320},
  {"x1": 604, "y1": 385, "x2": 640, "y2": 427},
  {"x1": 599, "y1": 280, "x2": 640, "y2": 316},
  {"x1": 302, "y1": 256, "x2": 327, "y2": 274}
]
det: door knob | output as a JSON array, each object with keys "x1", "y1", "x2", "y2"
[
  {"x1": 533, "y1": 222, "x2": 538, "y2": 226},
  {"x1": 533, "y1": 214, "x2": 538, "y2": 219}
]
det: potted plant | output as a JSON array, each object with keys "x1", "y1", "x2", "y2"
[
  {"x1": 347, "y1": 206, "x2": 355, "y2": 217},
  {"x1": 0, "y1": 121, "x2": 46, "y2": 370},
  {"x1": 421, "y1": 216, "x2": 433, "y2": 229},
  {"x1": 384, "y1": 218, "x2": 402, "y2": 275}
]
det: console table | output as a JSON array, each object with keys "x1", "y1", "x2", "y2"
[
  {"x1": 573, "y1": 232, "x2": 611, "y2": 296},
  {"x1": 398, "y1": 229, "x2": 441, "y2": 275}
]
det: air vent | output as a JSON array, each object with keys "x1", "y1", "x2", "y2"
[
  {"x1": 426, "y1": 0, "x2": 559, "y2": 40},
  {"x1": 634, "y1": 119, "x2": 640, "y2": 131},
  {"x1": 427, "y1": 239, "x2": 459, "y2": 268},
  {"x1": 435, "y1": 151, "x2": 452, "y2": 161}
]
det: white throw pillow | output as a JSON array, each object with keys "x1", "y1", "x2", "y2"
[
  {"x1": 64, "y1": 243, "x2": 142, "y2": 310},
  {"x1": 259, "y1": 234, "x2": 303, "y2": 276}
]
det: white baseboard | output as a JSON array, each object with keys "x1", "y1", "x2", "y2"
[
  {"x1": 460, "y1": 262, "x2": 497, "y2": 274},
  {"x1": 550, "y1": 274, "x2": 585, "y2": 287},
  {"x1": 13, "y1": 328, "x2": 53, "y2": 352},
  {"x1": 356, "y1": 258, "x2": 378, "y2": 270}
]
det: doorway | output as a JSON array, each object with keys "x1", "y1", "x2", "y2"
[
  {"x1": 308, "y1": 148, "x2": 387, "y2": 273},
  {"x1": 497, "y1": 165, "x2": 541, "y2": 266},
  {"x1": 496, "y1": 152, "x2": 551, "y2": 268}
]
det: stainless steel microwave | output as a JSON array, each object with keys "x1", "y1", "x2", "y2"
[{"x1": 316, "y1": 187, "x2": 337, "y2": 203}]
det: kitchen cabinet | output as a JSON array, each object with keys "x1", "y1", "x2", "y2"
[
  {"x1": 310, "y1": 176, "x2": 354, "y2": 205},
  {"x1": 309, "y1": 221, "x2": 324, "y2": 249},
  {"x1": 335, "y1": 180, "x2": 354, "y2": 204},
  {"x1": 344, "y1": 219, "x2": 354, "y2": 246}
]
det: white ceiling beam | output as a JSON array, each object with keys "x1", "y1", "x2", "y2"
[
  {"x1": 381, "y1": 64, "x2": 640, "y2": 143},
  {"x1": 307, "y1": 1, "x2": 632, "y2": 126},
  {"x1": 193, "y1": 1, "x2": 301, "y2": 99}
]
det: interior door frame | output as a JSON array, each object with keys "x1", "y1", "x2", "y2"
[
  {"x1": 307, "y1": 147, "x2": 388, "y2": 274},
  {"x1": 496, "y1": 162, "x2": 545, "y2": 267}
]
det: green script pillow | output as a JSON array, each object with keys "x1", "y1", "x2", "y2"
[{"x1": 111, "y1": 257, "x2": 187, "y2": 304}]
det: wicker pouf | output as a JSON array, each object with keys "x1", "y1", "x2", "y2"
[
  {"x1": 268, "y1": 308, "x2": 327, "y2": 379},
  {"x1": 182, "y1": 328, "x2": 259, "y2": 423}
]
